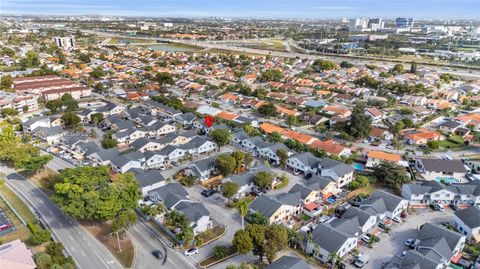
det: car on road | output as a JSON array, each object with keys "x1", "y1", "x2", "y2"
[
  {"x1": 201, "y1": 189, "x2": 215, "y2": 197},
  {"x1": 450, "y1": 204, "x2": 459, "y2": 211},
  {"x1": 152, "y1": 250, "x2": 163, "y2": 260},
  {"x1": 171, "y1": 161, "x2": 179, "y2": 167},
  {"x1": 184, "y1": 248, "x2": 198, "y2": 256}
]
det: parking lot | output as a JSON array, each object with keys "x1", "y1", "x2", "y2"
[
  {"x1": 0, "y1": 208, "x2": 16, "y2": 236},
  {"x1": 347, "y1": 207, "x2": 455, "y2": 269}
]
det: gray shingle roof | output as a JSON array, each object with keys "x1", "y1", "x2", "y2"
[
  {"x1": 175, "y1": 201, "x2": 210, "y2": 222},
  {"x1": 399, "y1": 250, "x2": 441, "y2": 269},
  {"x1": 128, "y1": 169, "x2": 165, "y2": 188},
  {"x1": 454, "y1": 206, "x2": 480, "y2": 229},
  {"x1": 148, "y1": 183, "x2": 189, "y2": 209},
  {"x1": 250, "y1": 194, "x2": 282, "y2": 218},
  {"x1": 416, "y1": 223, "x2": 464, "y2": 262},
  {"x1": 319, "y1": 158, "x2": 354, "y2": 177},
  {"x1": 419, "y1": 158, "x2": 467, "y2": 173},
  {"x1": 264, "y1": 256, "x2": 311, "y2": 269},
  {"x1": 311, "y1": 223, "x2": 352, "y2": 253}
]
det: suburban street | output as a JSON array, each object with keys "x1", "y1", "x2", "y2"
[
  {"x1": 0, "y1": 165, "x2": 122, "y2": 269},
  {"x1": 129, "y1": 219, "x2": 197, "y2": 269}
]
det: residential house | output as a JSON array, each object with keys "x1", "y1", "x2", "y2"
[
  {"x1": 110, "y1": 155, "x2": 142, "y2": 173},
  {"x1": 188, "y1": 156, "x2": 217, "y2": 182},
  {"x1": 359, "y1": 190, "x2": 409, "y2": 220},
  {"x1": 401, "y1": 180, "x2": 480, "y2": 206},
  {"x1": 365, "y1": 150, "x2": 402, "y2": 168},
  {"x1": 306, "y1": 222, "x2": 358, "y2": 263},
  {"x1": 129, "y1": 168, "x2": 166, "y2": 196},
  {"x1": 318, "y1": 158, "x2": 354, "y2": 188},
  {"x1": 249, "y1": 194, "x2": 296, "y2": 225},
  {"x1": 453, "y1": 206, "x2": 480, "y2": 242},
  {"x1": 287, "y1": 152, "x2": 321, "y2": 175},
  {"x1": 365, "y1": 107, "x2": 383, "y2": 123},
  {"x1": 414, "y1": 158, "x2": 468, "y2": 181}
]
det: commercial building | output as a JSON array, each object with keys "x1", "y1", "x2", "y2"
[
  {"x1": 53, "y1": 36, "x2": 75, "y2": 49},
  {"x1": 396, "y1": 17, "x2": 414, "y2": 28}
]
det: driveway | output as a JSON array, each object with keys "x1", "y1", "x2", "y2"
[{"x1": 347, "y1": 208, "x2": 455, "y2": 269}]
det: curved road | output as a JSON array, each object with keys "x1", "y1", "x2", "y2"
[{"x1": 0, "y1": 165, "x2": 122, "y2": 269}]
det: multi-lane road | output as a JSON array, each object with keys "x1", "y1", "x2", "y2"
[{"x1": 0, "y1": 165, "x2": 122, "y2": 269}]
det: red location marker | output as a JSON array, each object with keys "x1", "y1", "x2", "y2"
[{"x1": 204, "y1": 115, "x2": 215, "y2": 128}]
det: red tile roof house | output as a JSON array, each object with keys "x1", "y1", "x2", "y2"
[
  {"x1": 0, "y1": 239, "x2": 36, "y2": 269},
  {"x1": 365, "y1": 107, "x2": 383, "y2": 123}
]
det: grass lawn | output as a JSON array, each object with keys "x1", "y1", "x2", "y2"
[
  {"x1": 82, "y1": 221, "x2": 134, "y2": 268},
  {"x1": 438, "y1": 135, "x2": 466, "y2": 149},
  {"x1": 0, "y1": 184, "x2": 38, "y2": 243},
  {"x1": 0, "y1": 185, "x2": 37, "y2": 223},
  {"x1": 199, "y1": 245, "x2": 238, "y2": 268},
  {"x1": 300, "y1": 213, "x2": 311, "y2": 222},
  {"x1": 196, "y1": 225, "x2": 226, "y2": 247}
]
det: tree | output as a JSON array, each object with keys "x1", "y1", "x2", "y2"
[
  {"x1": 373, "y1": 161, "x2": 410, "y2": 190},
  {"x1": 340, "y1": 61, "x2": 354, "y2": 68},
  {"x1": 213, "y1": 245, "x2": 229, "y2": 259},
  {"x1": 391, "y1": 64, "x2": 404, "y2": 74},
  {"x1": 264, "y1": 224, "x2": 288, "y2": 263},
  {"x1": 78, "y1": 53, "x2": 91, "y2": 63},
  {"x1": 258, "y1": 103, "x2": 278, "y2": 117},
  {"x1": 276, "y1": 149, "x2": 288, "y2": 168},
  {"x1": 427, "y1": 140, "x2": 439, "y2": 149},
  {"x1": 90, "y1": 113, "x2": 104, "y2": 125},
  {"x1": 112, "y1": 209, "x2": 138, "y2": 251},
  {"x1": 312, "y1": 59, "x2": 337, "y2": 71},
  {"x1": 61, "y1": 112, "x2": 80, "y2": 129},
  {"x1": 232, "y1": 229, "x2": 253, "y2": 255},
  {"x1": 236, "y1": 199, "x2": 251, "y2": 229},
  {"x1": 35, "y1": 253, "x2": 52, "y2": 269},
  {"x1": 253, "y1": 171, "x2": 274, "y2": 191},
  {"x1": 348, "y1": 175, "x2": 371, "y2": 190},
  {"x1": 0, "y1": 108, "x2": 18, "y2": 117},
  {"x1": 155, "y1": 72, "x2": 174, "y2": 85},
  {"x1": 268, "y1": 132, "x2": 283, "y2": 143},
  {"x1": 45, "y1": 99, "x2": 64, "y2": 113},
  {"x1": 349, "y1": 102, "x2": 372, "y2": 140},
  {"x1": 216, "y1": 154, "x2": 236, "y2": 176},
  {"x1": 16, "y1": 155, "x2": 52, "y2": 175},
  {"x1": 410, "y1": 62, "x2": 418, "y2": 74},
  {"x1": 260, "y1": 69, "x2": 283, "y2": 82},
  {"x1": 52, "y1": 166, "x2": 140, "y2": 220},
  {"x1": 89, "y1": 66, "x2": 106, "y2": 79},
  {"x1": 231, "y1": 151, "x2": 246, "y2": 173},
  {"x1": 285, "y1": 115, "x2": 297, "y2": 128},
  {"x1": 0, "y1": 125, "x2": 17, "y2": 143},
  {"x1": 61, "y1": 93, "x2": 78, "y2": 111},
  {"x1": 0, "y1": 75, "x2": 13, "y2": 89},
  {"x1": 209, "y1": 128, "x2": 232, "y2": 148},
  {"x1": 20, "y1": 50, "x2": 40, "y2": 68},
  {"x1": 222, "y1": 182, "x2": 239, "y2": 201},
  {"x1": 101, "y1": 130, "x2": 118, "y2": 149},
  {"x1": 249, "y1": 211, "x2": 268, "y2": 225}
]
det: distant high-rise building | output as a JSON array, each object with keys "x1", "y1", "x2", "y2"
[
  {"x1": 396, "y1": 18, "x2": 414, "y2": 28},
  {"x1": 368, "y1": 18, "x2": 384, "y2": 31},
  {"x1": 53, "y1": 36, "x2": 75, "y2": 49},
  {"x1": 349, "y1": 18, "x2": 369, "y2": 32}
]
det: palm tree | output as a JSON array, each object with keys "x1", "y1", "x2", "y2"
[{"x1": 236, "y1": 199, "x2": 250, "y2": 229}]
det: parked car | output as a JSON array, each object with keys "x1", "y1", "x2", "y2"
[
  {"x1": 378, "y1": 221, "x2": 390, "y2": 230},
  {"x1": 430, "y1": 203, "x2": 445, "y2": 212},
  {"x1": 304, "y1": 173, "x2": 313, "y2": 180},
  {"x1": 404, "y1": 238, "x2": 418, "y2": 249},
  {"x1": 392, "y1": 216, "x2": 402, "y2": 223},
  {"x1": 201, "y1": 189, "x2": 215, "y2": 197},
  {"x1": 158, "y1": 166, "x2": 166, "y2": 171},
  {"x1": 361, "y1": 234, "x2": 370, "y2": 243},
  {"x1": 352, "y1": 254, "x2": 369, "y2": 268},
  {"x1": 152, "y1": 250, "x2": 163, "y2": 260},
  {"x1": 184, "y1": 248, "x2": 198, "y2": 256},
  {"x1": 171, "y1": 161, "x2": 179, "y2": 167}
]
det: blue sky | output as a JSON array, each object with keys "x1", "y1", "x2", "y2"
[{"x1": 2, "y1": 0, "x2": 479, "y2": 19}]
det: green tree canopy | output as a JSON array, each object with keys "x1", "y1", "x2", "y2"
[
  {"x1": 52, "y1": 166, "x2": 140, "y2": 220},
  {"x1": 61, "y1": 112, "x2": 81, "y2": 129},
  {"x1": 45, "y1": 99, "x2": 64, "y2": 113},
  {"x1": 258, "y1": 103, "x2": 278, "y2": 117},
  {"x1": 253, "y1": 171, "x2": 274, "y2": 191},
  {"x1": 349, "y1": 102, "x2": 372, "y2": 139},
  {"x1": 216, "y1": 154, "x2": 236, "y2": 176},
  {"x1": 209, "y1": 128, "x2": 232, "y2": 148},
  {"x1": 373, "y1": 161, "x2": 410, "y2": 190},
  {"x1": 222, "y1": 181, "x2": 239, "y2": 200}
]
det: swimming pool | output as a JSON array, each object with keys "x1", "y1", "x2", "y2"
[
  {"x1": 352, "y1": 163, "x2": 364, "y2": 171},
  {"x1": 435, "y1": 177, "x2": 460, "y2": 184}
]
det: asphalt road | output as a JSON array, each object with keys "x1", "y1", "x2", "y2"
[
  {"x1": 0, "y1": 165, "x2": 122, "y2": 269},
  {"x1": 129, "y1": 220, "x2": 197, "y2": 269}
]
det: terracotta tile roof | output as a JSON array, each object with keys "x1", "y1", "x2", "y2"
[
  {"x1": 217, "y1": 111, "x2": 239, "y2": 121},
  {"x1": 283, "y1": 130, "x2": 317, "y2": 144},
  {"x1": 310, "y1": 139, "x2": 347, "y2": 155},
  {"x1": 366, "y1": 107, "x2": 382, "y2": 117},
  {"x1": 260, "y1": 123, "x2": 286, "y2": 134},
  {"x1": 369, "y1": 127, "x2": 388, "y2": 137},
  {"x1": 221, "y1": 93, "x2": 240, "y2": 101},
  {"x1": 276, "y1": 105, "x2": 298, "y2": 116},
  {"x1": 368, "y1": 150, "x2": 401, "y2": 162}
]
